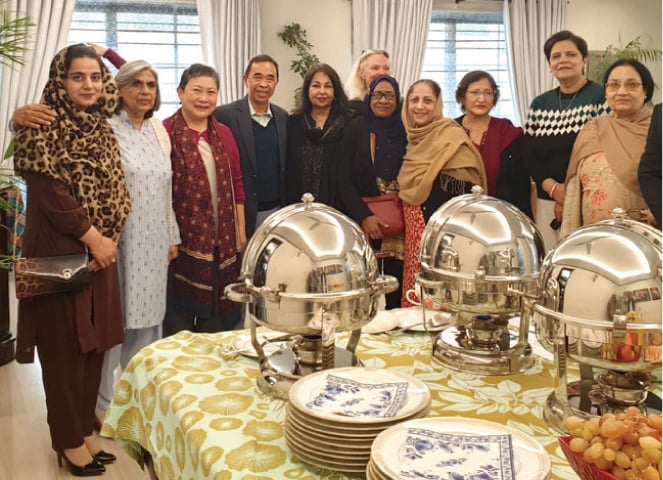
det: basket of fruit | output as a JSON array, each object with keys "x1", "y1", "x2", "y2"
[
  {"x1": 560, "y1": 408, "x2": 662, "y2": 480},
  {"x1": 560, "y1": 436, "x2": 620, "y2": 480}
]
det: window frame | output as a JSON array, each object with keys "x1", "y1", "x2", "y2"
[
  {"x1": 68, "y1": 0, "x2": 202, "y2": 117},
  {"x1": 421, "y1": 7, "x2": 518, "y2": 125}
]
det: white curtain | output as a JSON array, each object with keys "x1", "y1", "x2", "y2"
[
  {"x1": 504, "y1": 0, "x2": 566, "y2": 124},
  {"x1": 196, "y1": 0, "x2": 261, "y2": 104},
  {"x1": 0, "y1": 0, "x2": 75, "y2": 166},
  {"x1": 351, "y1": 0, "x2": 433, "y2": 93}
]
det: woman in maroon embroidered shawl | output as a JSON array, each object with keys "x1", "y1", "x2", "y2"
[
  {"x1": 163, "y1": 64, "x2": 246, "y2": 334},
  {"x1": 454, "y1": 70, "x2": 532, "y2": 217}
]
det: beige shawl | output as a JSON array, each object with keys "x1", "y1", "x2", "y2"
[
  {"x1": 561, "y1": 106, "x2": 652, "y2": 236},
  {"x1": 397, "y1": 93, "x2": 486, "y2": 206}
]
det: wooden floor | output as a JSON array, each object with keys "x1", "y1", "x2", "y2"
[{"x1": 0, "y1": 273, "x2": 151, "y2": 479}]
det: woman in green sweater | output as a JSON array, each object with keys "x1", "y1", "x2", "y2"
[{"x1": 523, "y1": 30, "x2": 608, "y2": 251}]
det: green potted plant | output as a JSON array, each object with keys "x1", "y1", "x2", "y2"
[
  {"x1": 587, "y1": 35, "x2": 661, "y2": 84},
  {"x1": 277, "y1": 22, "x2": 320, "y2": 103},
  {"x1": 0, "y1": 2, "x2": 34, "y2": 365},
  {"x1": 0, "y1": 2, "x2": 32, "y2": 223}
]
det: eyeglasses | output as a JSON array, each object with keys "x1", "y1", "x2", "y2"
[
  {"x1": 467, "y1": 89, "x2": 494, "y2": 98},
  {"x1": 129, "y1": 80, "x2": 157, "y2": 91},
  {"x1": 248, "y1": 73, "x2": 276, "y2": 84},
  {"x1": 67, "y1": 73, "x2": 103, "y2": 83},
  {"x1": 370, "y1": 92, "x2": 396, "y2": 102},
  {"x1": 605, "y1": 81, "x2": 643, "y2": 92}
]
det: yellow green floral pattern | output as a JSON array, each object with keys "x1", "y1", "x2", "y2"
[{"x1": 102, "y1": 329, "x2": 581, "y2": 480}]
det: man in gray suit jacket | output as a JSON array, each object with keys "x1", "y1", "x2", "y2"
[{"x1": 214, "y1": 54, "x2": 288, "y2": 239}]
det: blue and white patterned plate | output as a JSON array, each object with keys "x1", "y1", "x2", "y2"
[
  {"x1": 371, "y1": 417, "x2": 551, "y2": 480},
  {"x1": 305, "y1": 373, "x2": 409, "y2": 417},
  {"x1": 400, "y1": 428, "x2": 514, "y2": 480},
  {"x1": 289, "y1": 367, "x2": 431, "y2": 424}
]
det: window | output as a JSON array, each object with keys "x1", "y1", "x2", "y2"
[
  {"x1": 421, "y1": 9, "x2": 519, "y2": 124},
  {"x1": 68, "y1": 0, "x2": 203, "y2": 117}
]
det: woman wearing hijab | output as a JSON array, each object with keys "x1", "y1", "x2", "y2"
[
  {"x1": 362, "y1": 74, "x2": 407, "y2": 308},
  {"x1": 398, "y1": 79, "x2": 487, "y2": 307},
  {"x1": 12, "y1": 44, "x2": 131, "y2": 476},
  {"x1": 561, "y1": 59, "x2": 655, "y2": 236},
  {"x1": 12, "y1": 55, "x2": 182, "y2": 429}
]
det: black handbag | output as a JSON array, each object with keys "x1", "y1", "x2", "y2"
[{"x1": 14, "y1": 253, "x2": 89, "y2": 299}]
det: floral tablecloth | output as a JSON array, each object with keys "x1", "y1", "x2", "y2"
[{"x1": 102, "y1": 328, "x2": 579, "y2": 480}]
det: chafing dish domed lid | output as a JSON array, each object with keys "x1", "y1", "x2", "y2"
[
  {"x1": 419, "y1": 187, "x2": 545, "y2": 282},
  {"x1": 240, "y1": 194, "x2": 381, "y2": 296},
  {"x1": 536, "y1": 210, "x2": 662, "y2": 324}
]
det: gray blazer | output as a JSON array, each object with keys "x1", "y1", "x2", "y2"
[{"x1": 213, "y1": 96, "x2": 288, "y2": 238}]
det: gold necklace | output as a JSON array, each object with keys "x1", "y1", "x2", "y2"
[{"x1": 558, "y1": 89, "x2": 579, "y2": 111}]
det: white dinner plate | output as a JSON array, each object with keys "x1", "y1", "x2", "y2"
[
  {"x1": 366, "y1": 460, "x2": 390, "y2": 480},
  {"x1": 286, "y1": 408, "x2": 387, "y2": 439},
  {"x1": 391, "y1": 307, "x2": 454, "y2": 332},
  {"x1": 283, "y1": 426, "x2": 371, "y2": 459},
  {"x1": 288, "y1": 367, "x2": 430, "y2": 424},
  {"x1": 229, "y1": 332, "x2": 289, "y2": 358},
  {"x1": 371, "y1": 417, "x2": 551, "y2": 480},
  {"x1": 285, "y1": 433, "x2": 370, "y2": 473},
  {"x1": 288, "y1": 401, "x2": 430, "y2": 434}
]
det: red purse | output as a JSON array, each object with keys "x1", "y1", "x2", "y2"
[{"x1": 362, "y1": 193, "x2": 405, "y2": 237}]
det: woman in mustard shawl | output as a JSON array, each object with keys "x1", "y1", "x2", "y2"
[
  {"x1": 561, "y1": 59, "x2": 655, "y2": 237},
  {"x1": 397, "y1": 79, "x2": 487, "y2": 307}
]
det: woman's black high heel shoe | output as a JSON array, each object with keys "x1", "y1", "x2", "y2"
[
  {"x1": 93, "y1": 450, "x2": 116, "y2": 464},
  {"x1": 57, "y1": 451, "x2": 106, "y2": 476}
]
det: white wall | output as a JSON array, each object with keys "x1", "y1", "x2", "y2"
[
  {"x1": 259, "y1": 0, "x2": 662, "y2": 110},
  {"x1": 259, "y1": 0, "x2": 352, "y2": 112},
  {"x1": 567, "y1": 0, "x2": 662, "y2": 104}
]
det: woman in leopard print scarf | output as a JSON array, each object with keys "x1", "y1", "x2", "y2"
[
  {"x1": 13, "y1": 44, "x2": 130, "y2": 475},
  {"x1": 14, "y1": 45, "x2": 130, "y2": 241}
]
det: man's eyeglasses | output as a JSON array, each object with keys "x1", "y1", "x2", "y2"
[
  {"x1": 370, "y1": 92, "x2": 396, "y2": 102},
  {"x1": 605, "y1": 81, "x2": 642, "y2": 92},
  {"x1": 67, "y1": 73, "x2": 103, "y2": 83}
]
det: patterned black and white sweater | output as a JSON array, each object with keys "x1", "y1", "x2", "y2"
[{"x1": 524, "y1": 80, "x2": 608, "y2": 198}]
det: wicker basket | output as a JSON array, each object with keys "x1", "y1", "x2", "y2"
[{"x1": 559, "y1": 436, "x2": 619, "y2": 480}]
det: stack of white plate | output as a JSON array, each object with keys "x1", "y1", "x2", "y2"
[
  {"x1": 285, "y1": 367, "x2": 431, "y2": 473},
  {"x1": 367, "y1": 417, "x2": 552, "y2": 480}
]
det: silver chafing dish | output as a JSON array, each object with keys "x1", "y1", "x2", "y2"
[
  {"x1": 225, "y1": 193, "x2": 397, "y2": 398},
  {"x1": 417, "y1": 186, "x2": 545, "y2": 374},
  {"x1": 533, "y1": 209, "x2": 662, "y2": 432}
]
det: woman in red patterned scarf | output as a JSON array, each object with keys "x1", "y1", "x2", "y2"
[{"x1": 163, "y1": 64, "x2": 246, "y2": 335}]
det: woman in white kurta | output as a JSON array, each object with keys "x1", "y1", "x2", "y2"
[{"x1": 96, "y1": 60, "x2": 180, "y2": 417}]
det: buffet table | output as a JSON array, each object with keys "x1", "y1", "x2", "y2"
[{"x1": 101, "y1": 328, "x2": 578, "y2": 480}]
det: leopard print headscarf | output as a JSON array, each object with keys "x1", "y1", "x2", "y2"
[{"x1": 13, "y1": 45, "x2": 131, "y2": 241}]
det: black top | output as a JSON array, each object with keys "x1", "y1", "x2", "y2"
[
  {"x1": 285, "y1": 110, "x2": 378, "y2": 222},
  {"x1": 213, "y1": 96, "x2": 288, "y2": 239},
  {"x1": 638, "y1": 103, "x2": 662, "y2": 228}
]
